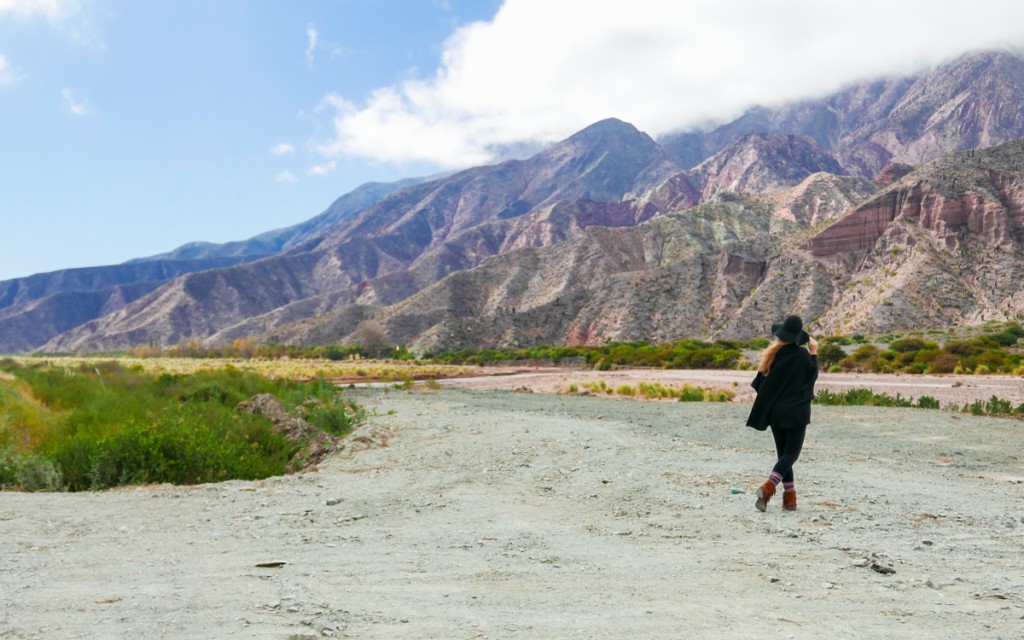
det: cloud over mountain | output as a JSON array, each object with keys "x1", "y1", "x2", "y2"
[{"x1": 315, "y1": 0, "x2": 1024, "y2": 168}]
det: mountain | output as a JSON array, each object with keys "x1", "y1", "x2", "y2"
[
  {"x1": 274, "y1": 140, "x2": 1024, "y2": 351},
  {"x1": 43, "y1": 119, "x2": 687, "y2": 352},
  {"x1": 8, "y1": 49, "x2": 1024, "y2": 354},
  {"x1": 0, "y1": 258, "x2": 252, "y2": 353},
  {"x1": 0, "y1": 179, "x2": 416, "y2": 353},
  {"x1": 661, "y1": 50, "x2": 1024, "y2": 179},
  {"x1": 129, "y1": 178, "x2": 423, "y2": 263}
]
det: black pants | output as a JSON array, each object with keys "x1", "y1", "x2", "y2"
[{"x1": 770, "y1": 424, "x2": 806, "y2": 484}]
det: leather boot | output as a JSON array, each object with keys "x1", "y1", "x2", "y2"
[
  {"x1": 782, "y1": 490, "x2": 797, "y2": 511},
  {"x1": 755, "y1": 481, "x2": 776, "y2": 512}
]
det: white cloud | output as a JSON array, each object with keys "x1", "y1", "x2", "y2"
[
  {"x1": 305, "y1": 23, "x2": 349, "y2": 69},
  {"x1": 0, "y1": 54, "x2": 20, "y2": 85},
  {"x1": 271, "y1": 142, "x2": 295, "y2": 155},
  {"x1": 0, "y1": 0, "x2": 79, "y2": 21},
  {"x1": 307, "y1": 161, "x2": 336, "y2": 176},
  {"x1": 61, "y1": 87, "x2": 89, "y2": 115},
  {"x1": 274, "y1": 171, "x2": 297, "y2": 183},
  {"x1": 315, "y1": 0, "x2": 1024, "y2": 168},
  {"x1": 305, "y1": 24, "x2": 317, "y2": 68}
]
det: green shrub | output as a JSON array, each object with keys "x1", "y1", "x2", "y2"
[
  {"x1": 927, "y1": 354, "x2": 960, "y2": 374},
  {"x1": 818, "y1": 342, "x2": 846, "y2": 368},
  {"x1": 814, "y1": 388, "x2": 914, "y2": 407},
  {"x1": 0, "y1": 362, "x2": 361, "y2": 491},
  {"x1": 889, "y1": 337, "x2": 938, "y2": 352}
]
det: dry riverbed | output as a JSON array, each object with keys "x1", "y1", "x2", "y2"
[{"x1": 2, "y1": 383, "x2": 1023, "y2": 639}]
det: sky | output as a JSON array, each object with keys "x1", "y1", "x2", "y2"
[{"x1": 2, "y1": 0, "x2": 1024, "y2": 282}]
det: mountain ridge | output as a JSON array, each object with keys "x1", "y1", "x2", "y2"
[{"x1": 8, "y1": 49, "x2": 1024, "y2": 353}]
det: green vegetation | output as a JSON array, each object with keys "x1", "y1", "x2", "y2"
[
  {"x1": 428, "y1": 338, "x2": 764, "y2": 370},
  {"x1": 0, "y1": 360, "x2": 362, "y2": 492},
  {"x1": 814, "y1": 388, "x2": 1024, "y2": 418},
  {"x1": 570, "y1": 380, "x2": 734, "y2": 402},
  {"x1": 823, "y1": 321, "x2": 1024, "y2": 375},
  {"x1": 813, "y1": 388, "x2": 938, "y2": 408}
]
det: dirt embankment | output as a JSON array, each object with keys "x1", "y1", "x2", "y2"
[{"x1": 3, "y1": 386, "x2": 1023, "y2": 639}]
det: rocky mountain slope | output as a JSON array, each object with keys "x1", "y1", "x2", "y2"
[
  {"x1": 8, "y1": 49, "x2": 1024, "y2": 354},
  {"x1": 359, "y1": 139, "x2": 1024, "y2": 350},
  {"x1": 661, "y1": 50, "x2": 1024, "y2": 179}
]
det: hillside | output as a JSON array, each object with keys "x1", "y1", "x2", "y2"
[{"x1": 7, "y1": 49, "x2": 1024, "y2": 353}]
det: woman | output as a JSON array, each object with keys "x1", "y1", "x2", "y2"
[{"x1": 746, "y1": 315, "x2": 819, "y2": 512}]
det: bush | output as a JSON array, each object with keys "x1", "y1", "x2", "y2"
[
  {"x1": 889, "y1": 337, "x2": 938, "y2": 352},
  {"x1": 0, "y1": 362, "x2": 362, "y2": 491},
  {"x1": 818, "y1": 342, "x2": 846, "y2": 368},
  {"x1": 927, "y1": 354, "x2": 960, "y2": 374},
  {"x1": 814, "y1": 388, "x2": 914, "y2": 407}
]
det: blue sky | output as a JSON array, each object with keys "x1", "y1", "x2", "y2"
[{"x1": 2, "y1": 0, "x2": 1024, "y2": 281}]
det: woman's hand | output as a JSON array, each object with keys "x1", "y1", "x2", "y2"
[{"x1": 807, "y1": 336, "x2": 818, "y2": 355}]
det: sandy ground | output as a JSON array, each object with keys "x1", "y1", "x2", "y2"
[
  {"x1": 2, "y1": 380, "x2": 1024, "y2": 639},
  {"x1": 438, "y1": 367, "x2": 1024, "y2": 407}
]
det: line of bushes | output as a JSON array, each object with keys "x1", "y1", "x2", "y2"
[
  {"x1": 818, "y1": 323, "x2": 1024, "y2": 375},
  {"x1": 428, "y1": 338, "x2": 768, "y2": 370},
  {"x1": 567, "y1": 379, "x2": 735, "y2": 402},
  {"x1": 814, "y1": 388, "x2": 1024, "y2": 417},
  {"x1": 0, "y1": 360, "x2": 362, "y2": 492}
]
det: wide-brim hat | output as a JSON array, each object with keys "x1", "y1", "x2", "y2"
[{"x1": 771, "y1": 315, "x2": 809, "y2": 345}]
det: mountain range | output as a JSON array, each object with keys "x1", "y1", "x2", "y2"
[{"x1": 5, "y1": 49, "x2": 1024, "y2": 354}]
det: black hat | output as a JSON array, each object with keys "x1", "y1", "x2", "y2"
[{"x1": 771, "y1": 315, "x2": 809, "y2": 345}]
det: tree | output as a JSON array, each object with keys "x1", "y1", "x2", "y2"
[{"x1": 353, "y1": 320, "x2": 389, "y2": 359}]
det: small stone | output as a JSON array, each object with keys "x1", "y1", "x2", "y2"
[
  {"x1": 871, "y1": 563, "x2": 896, "y2": 575},
  {"x1": 326, "y1": 499, "x2": 343, "y2": 506},
  {"x1": 852, "y1": 559, "x2": 869, "y2": 568},
  {"x1": 730, "y1": 488, "x2": 745, "y2": 494},
  {"x1": 770, "y1": 577, "x2": 780, "y2": 583},
  {"x1": 922, "y1": 540, "x2": 933, "y2": 546},
  {"x1": 925, "y1": 577, "x2": 939, "y2": 589}
]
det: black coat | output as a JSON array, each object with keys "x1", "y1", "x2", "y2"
[{"x1": 746, "y1": 344, "x2": 818, "y2": 430}]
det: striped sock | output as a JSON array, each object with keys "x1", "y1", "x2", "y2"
[
  {"x1": 783, "y1": 481, "x2": 795, "y2": 494},
  {"x1": 768, "y1": 471, "x2": 783, "y2": 486}
]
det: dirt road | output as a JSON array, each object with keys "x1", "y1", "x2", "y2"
[{"x1": 3, "y1": 387, "x2": 1023, "y2": 639}]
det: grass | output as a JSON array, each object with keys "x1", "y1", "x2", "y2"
[
  {"x1": 8, "y1": 356, "x2": 478, "y2": 384},
  {"x1": 0, "y1": 360, "x2": 363, "y2": 492},
  {"x1": 814, "y1": 388, "x2": 1024, "y2": 417},
  {"x1": 568, "y1": 380, "x2": 735, "y2": 402}
]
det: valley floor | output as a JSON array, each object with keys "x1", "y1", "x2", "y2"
[{"x1": 2, "y1": 388, "x2": 1023, "y2": 639}]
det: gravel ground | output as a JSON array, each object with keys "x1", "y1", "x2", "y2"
[{"x1": 2, "y1": 386, "x2": 1023, "y2": 639}]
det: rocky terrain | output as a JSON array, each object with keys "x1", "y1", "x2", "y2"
[
  {"x1": 3, "y1": 387, "x2": 1022, "y2": 639},
  {"x1": 4, "y1": 50, "x2": 1024, "y2": 354}
]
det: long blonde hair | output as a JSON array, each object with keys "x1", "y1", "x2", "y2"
[{"x1": 758, "y1": 338, "x2": 788, "y2": 375}]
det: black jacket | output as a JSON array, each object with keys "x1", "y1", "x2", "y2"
[{"x1": 746, "y1": 344, "x2": 818, "y2": 430}]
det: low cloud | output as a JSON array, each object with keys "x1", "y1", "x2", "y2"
[
  {"x1": 274, "y1": 171, "x2": 297, "y2": 183},
  {"x1": 305, "y1": 23, "x2": 349, "y2": 69},
  {"x1": 271, "y1": 142, "x2": 295, "y2": 155},
  {"x1": 305, "y1": 24, "x2": 317, "y2": 68},
  {"x1": 61, "y1": 87, "x2": 89, "y2": 115},
  {"x1": 315, "y1": 0, "x2": 1024, "y2": 168},
  {"x1": 307, "y1": 161, "x2": 336, "y2": 176},
  {"x1": 0, "y1": 0, "x2": 79, "y2": 21},
  {"x1": 0, "y1": 54, "x2": 20, "y2": 85}
]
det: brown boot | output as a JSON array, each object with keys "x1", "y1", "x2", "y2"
[
  {"x1": 782, "y1": 490, "x2": 797, "y2": 511},
  {"x1": 755, "y1": 481, "x2": 776, "y2": 512}
]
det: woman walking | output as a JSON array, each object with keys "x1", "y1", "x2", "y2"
[{"x1": 746, "y1": 315, "x2": 819, "y2": 512}]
